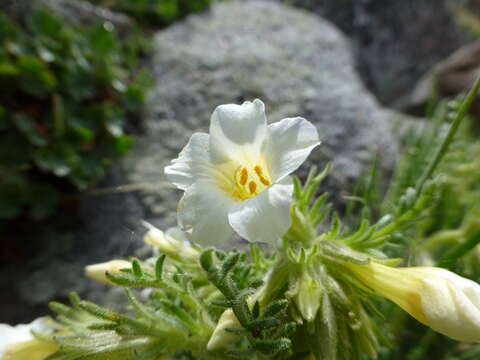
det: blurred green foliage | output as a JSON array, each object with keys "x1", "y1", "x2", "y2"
[
  {"x1": 87, "y1": 0, "x2": 213, "y2": 26},
  {"x1": 0, "y1": 11, "x2": 150, "y2": 220}
]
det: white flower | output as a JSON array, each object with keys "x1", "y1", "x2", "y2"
[
  {"x1": 165, "y1": 99, "x2": 320, "y2": 245},
  {"x1": 348, "y1": 262, "x2": 480, "y2": 342},
  {"x1": 85, "y1": 259, "x2": 131, "y2": 285},
  {"x1": 0, "y1": 318, "x2": 57, "y2": 360}
]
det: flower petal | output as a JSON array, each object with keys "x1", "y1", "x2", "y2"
[
  {"x1": 177, "y1": 180, "x2": 234, "y2": 245},
  {"x1": 421, "y1": 272, "x2": 480, "y2": 342},
  {"x1": 164, "y1": 133, "x2": 212, "y2": 190},
  {"x1": 209, "y1": 99, "x2": 267, "y2": 164},
  {"x1": 0, "y1": 318, "x2": 54, "y2": 358},
  {"x1": 266, "y1": 117, "x2": 320, "y2": 181},
  {"x1": 228, "y1": 177, "x2": 293, "y2": 244}
]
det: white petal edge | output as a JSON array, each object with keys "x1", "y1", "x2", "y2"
[
  {"x1": 266, "y1": 117, "x2": 320, "y2": 181},
  {"x1": 164, "y1": 133, "x2": 212, "y2": 191},
  {"x1": 177, "y1": 180, "x2": 234, "y2": 246},
  {"x1": 209, "y1": 99, "x2": 267, "y2": 164},
  {"x1": 420, "y1": 271, "x2": 480, "y2": 342},
  {"x1": 228, "y1": 177, "x2": 293, "y2": 244}
]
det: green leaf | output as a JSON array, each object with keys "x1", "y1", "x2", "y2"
[
  {"x1": 114, "y1": 135, "x2": 134, "y2": 155},
  {"x1": 0, "y1": 60, "x2": 19, "y2": 76},
  {"x1": 30, "y1": 10, "x2": 63, "y2": 37},
  {"x1": 132, "y1": 259, "x2": 143, "y2": 278},
  {"x1": 89, "y1": 26, "x2": 116, "y2": 55},
  {"x1": 155, "y1": 255, "x2": 166, "y2": 280},
  {"x1": 33, "y1": 148, "x2": 72, "y2": 177},
  {"x1": 17, "y1": 55, "x2": 57, "y2": 96}
]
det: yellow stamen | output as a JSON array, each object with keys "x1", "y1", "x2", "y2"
[
  {"x1": 239, "y1": 168, "x2": 248, "y2": 185},
  {"x1": 249, "y1": 181, "x2": 257, "y2": 194},
  {"x1": 216, "y1": 161, "x2": 272, "y2": 201},
  {"x1": 259, "y1": 175, "x2": 270, "y2": 186},
  {"x1": 255, "y1": 165, "x2": 271, "y2": 186}
]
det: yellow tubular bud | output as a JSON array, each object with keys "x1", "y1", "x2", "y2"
[
  {"x1": 347, "y1": 262, "x2": 480, "y2": 342},
  {"x1": 84, "y1": 259, "x2": 131, "y2": 285},
  {"x1": 5, "y1": 340, "x2": 59, "y2": 360}
]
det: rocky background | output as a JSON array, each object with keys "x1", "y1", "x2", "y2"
[{"x1": 0, "y1": 0, "x2": 478, "y2": 323}]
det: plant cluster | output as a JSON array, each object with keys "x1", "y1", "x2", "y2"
[
  {"x1": 3, "y1": 84, "x2": 480, "y2": 360},
  {"x1": 0, "y1": 10, "x2": 149, "y2": 220}
]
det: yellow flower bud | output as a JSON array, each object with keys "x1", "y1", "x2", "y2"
[
  {"x1": 348, "y1": 262, "x2": 480, "y2": 342},
  {"x1": 84, "y1": 259, "x2": 131, "y2": 285}
]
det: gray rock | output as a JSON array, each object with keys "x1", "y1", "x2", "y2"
[
  {"x1": 0, "y1": 167, "x2": 146, "y2": 324},
  {"x1": 125, "y1": 0, "x2": 399, "y2": 230},
  {"x1": 271, "y1": 0, "x2": 468, "y2": 107}
]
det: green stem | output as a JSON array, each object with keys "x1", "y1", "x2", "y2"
[
  {"x1": 372, "y1": 181, "x2": 435, "y2": 240},
  {"x1": 415, "y1": 77, "x2": 480, "y2": 194}
]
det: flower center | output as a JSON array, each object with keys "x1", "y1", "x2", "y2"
[{"x1": 216, "y1": 162, "x2": 272, "y2": 201}]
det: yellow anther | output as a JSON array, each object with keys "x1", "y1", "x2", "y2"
[
  {"x1": 239, "y1": 168, "x2": 248, "y2": 186},
  {"x1": 259, "y1": 176, "x2": 271, "y2": 186},
  {"x1": 218, "y1": 162, "x2": 272, "y2": 201},
  {"x1": 254, "y1": 165, "x2": 270, "y2": 186},
  {"x1": 249, "y1": 181, "x2": 257, "y2": 194}
]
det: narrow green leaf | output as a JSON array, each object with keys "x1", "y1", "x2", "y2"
[
  {"x1": 155, "y1": 254, "x2": 166, "y2": 280},
  {"x1": 132, "y1": 259, "x2": 142, "y2": 278}
]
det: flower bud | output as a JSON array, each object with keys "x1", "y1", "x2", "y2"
[
  {"x1": 206, "y1": 308, "x2": 240, "y2": 351},
  {"x1": 85, "y1": 259, "x2": 131, "y2": 285},
  {"x1": 287, "y1": 271, "x2": 322, "y2": 322},
  {"x1": 348, "y1": 262, "x2": 480, "y2": 342},
  {"x1": 143, "y1": 226, "x2": 198, "y2": 261}
]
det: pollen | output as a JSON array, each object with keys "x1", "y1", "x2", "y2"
[{"x1": 249, "y1": 181, "x2": 257, "y2": 194}]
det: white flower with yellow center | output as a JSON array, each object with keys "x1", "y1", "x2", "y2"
[
  {"x1": 165, "y1": 99, "x2": 320, "y2": 245},
  {"x1": 348, "y1": 262, "x2": 480, "y2": 342}
]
